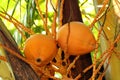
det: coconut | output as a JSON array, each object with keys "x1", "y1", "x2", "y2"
[
  {"x1": 57, "y1": 21, "x2": 96, "y2": 55},
  {"x1": 24, "y1": 34, "x2": 58, "y2": 66}
]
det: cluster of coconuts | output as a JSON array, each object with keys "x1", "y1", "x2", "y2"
[{"x1": 23, "y1": 21, "x2": 96, "y2": 66}]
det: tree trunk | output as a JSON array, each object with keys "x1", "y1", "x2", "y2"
[
  {"x1": 0, "y1": 19, "x2": 40, "y2": 80},
  {"x1": 61, "y1": 0, "x2": 92, "y2": 79}
]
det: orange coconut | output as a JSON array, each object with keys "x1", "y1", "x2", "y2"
[
  {"x1": 24, "y1": 34, "x2": 58, "y2": 66},
  {"x1": 57, "y1": 21, "x2": 96, "y2": 55}
]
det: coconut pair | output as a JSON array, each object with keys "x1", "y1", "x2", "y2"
[{"x1": 23, "y1": 21, "x2": 96, "y2": 66}]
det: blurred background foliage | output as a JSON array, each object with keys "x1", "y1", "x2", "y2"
[{"x1": 0, "y1": 0, "x2": 54, "y2": 47}]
